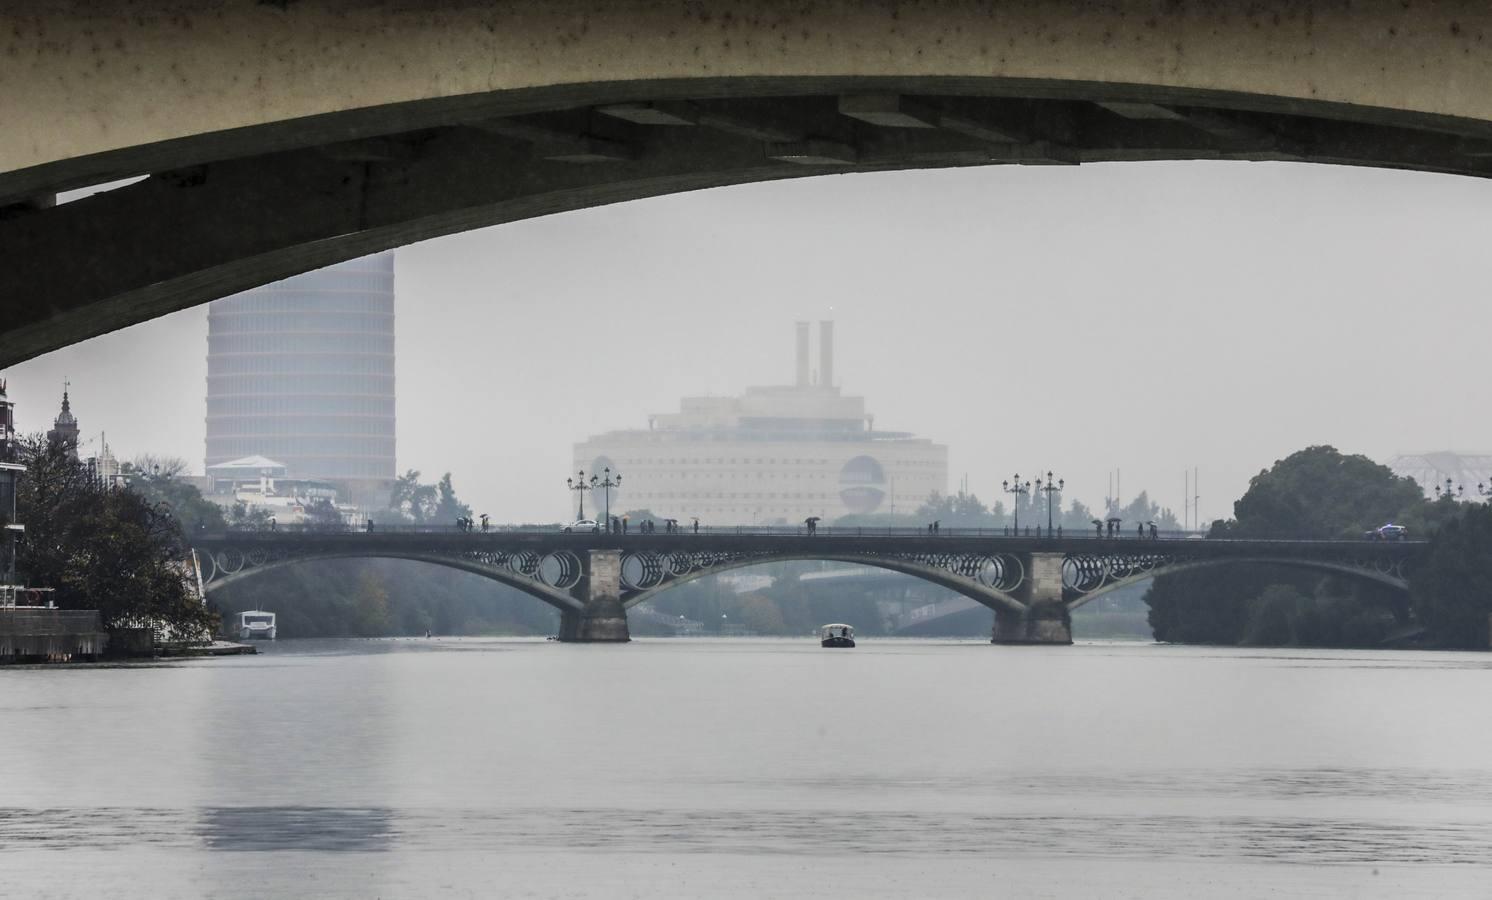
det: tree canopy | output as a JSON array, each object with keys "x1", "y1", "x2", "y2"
[
  {"x1": 17, "y1": 437, "x2": 216, "y2": 637},
  {"x1": 1217, "y1": 446, "x2": 1425, "y2": 539},
  {"x1": 388, "y1": 469, "x2": 473, "y2": 525}
]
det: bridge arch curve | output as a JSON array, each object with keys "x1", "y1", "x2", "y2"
[
  {"x1": 7, "y1": 1, "x2": 1492, "y2": 364},
  {"x1": 620, "y1": 552, "x2": 1027, "y2": 615},
  {"x1": 1066, "y1": 555, "x2": 1411, "y2": 611},
  {"x1": 200, "y1": 549, "x2": 586, "y2": 614}
]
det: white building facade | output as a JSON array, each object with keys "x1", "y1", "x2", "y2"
[{"x1": 573, "y1": 323, "x2": 947, "y2": 525}]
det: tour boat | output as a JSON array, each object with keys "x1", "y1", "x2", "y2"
[
  {"x1": 819, "y1": 623, "x2": 855, "y2": 648},
  {"x1": 236, "y1": 610, "x2": 277, "y2": 641}
]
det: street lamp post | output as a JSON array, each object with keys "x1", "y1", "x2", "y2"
[
  {"x1": 566, "y1": 470, "x2": 595, "y2": 521},
  {"x1": 1035, "y1": 471, "x2": 1064, "y2": 534},
  {"x1": 1435, "y1": 478, "x2": 1463, "y2": 501},
  {"x1": 1002, "y1": 474, "x2": 1031, "y2": 532},
  {"x1": 595, "y1": 467, "x2": 622, "y2": 531}
]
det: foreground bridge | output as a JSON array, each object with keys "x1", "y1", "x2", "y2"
[
  {"x1": 192, "y1": 530, "x2": 1424, "y2": 644},
  {"x1": 7, "y1": 1, "x2": 1492, "y2": 364}
]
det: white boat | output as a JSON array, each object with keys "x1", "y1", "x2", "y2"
[
  {"x1": 819, "y1": 623, "x2": 855, "y2": 648},
  {"x1": 236, "y1": 610, "x2": 277, "y2": 640}
]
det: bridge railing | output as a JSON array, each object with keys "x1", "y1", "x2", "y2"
[{"x1": 207, "y1": 522, "x2": 1226, "y2": 541}]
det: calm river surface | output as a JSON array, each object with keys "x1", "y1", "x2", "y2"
[{"x1": 3, "y1": 638, "x2": 1491, "y2": 898}]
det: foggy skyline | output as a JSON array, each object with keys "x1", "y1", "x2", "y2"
[{"x1": 5, "y1": 159, "x2": 1488, "y2": 523}]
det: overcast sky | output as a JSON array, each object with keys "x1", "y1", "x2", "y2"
[{"x1": 5, "y1": 160, "x2": 1488, "y2": 523}]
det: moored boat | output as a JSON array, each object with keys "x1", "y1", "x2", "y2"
[{"x1": 236, "y1": 610, "x2": 277, "y2": 640}]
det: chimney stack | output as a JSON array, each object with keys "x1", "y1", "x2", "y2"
[
  {"x1": 819, "y1": 320, "x2": 834, "y2": 389},
  {"x1": 795, "y1": 321, "x2": 810, "y2": 387}
]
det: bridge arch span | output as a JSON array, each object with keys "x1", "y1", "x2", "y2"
[
  {"x1": 620, "y1": 552, "x2": 1027, "y2": 616},
  {"x1": 8, "y1": 1, "x2": 1492, "y2": 363},
  {"x1": 1066, "y1": 555, "x2": 1411, "y2": 611},
  {"x1": 199, "y1": 549, "x2": 586, "y2": 615}
]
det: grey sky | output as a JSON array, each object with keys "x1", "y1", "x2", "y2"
[{"x1": 5, "y1": 160, "x2": 1487, "y2": 523}]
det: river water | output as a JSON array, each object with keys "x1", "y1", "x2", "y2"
[{"x1": 2, "y1": 638, "x2": 1491, "y2": 898}]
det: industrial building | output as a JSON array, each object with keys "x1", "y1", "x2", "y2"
[{"x1": 573, "y1": 322, "x2": 947, "y2": 525}]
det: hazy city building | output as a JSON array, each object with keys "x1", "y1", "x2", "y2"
[
  {"x1": 205, "y1": 253, "x2": 396, "y2": 509},
  {"x1": 573, "y1": 322, "x2": 948, "y2": 524}
]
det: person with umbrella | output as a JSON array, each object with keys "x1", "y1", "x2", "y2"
[{"x1": 805, "y1": 516, "x2": 820, "y2": 536}]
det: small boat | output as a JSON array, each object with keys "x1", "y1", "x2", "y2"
[
  {"x1": 236, "y1": 610, "x2": 277, "y2": 640},
  {"x1": 819, "y1": 623, "x2": 855, "y2": 648}
]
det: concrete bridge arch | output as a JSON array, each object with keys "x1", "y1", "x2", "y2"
[{"x1": 7, "y1": 1, "x2": 1492, "y2": 363}]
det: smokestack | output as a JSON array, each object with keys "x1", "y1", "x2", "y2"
[
  {"x1": 795, "y1": 322, "x2": 810, "y2": 387},
  {"x1": 819, "y1": 320, "x2": 834, "y2": 389}
]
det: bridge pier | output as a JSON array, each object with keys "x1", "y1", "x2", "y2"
[
  {"x1": 994, "y1": 552, "x2": 1073, "y2": 645},
  {"x1": 557, "y1": 549, "x2": 630, "y2": 643}
]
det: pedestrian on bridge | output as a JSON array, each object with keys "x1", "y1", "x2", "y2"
[
  {"x1": 1137, "y1": 522, "x2": 1144, "y2": 540},
  {"x1": 481, "y1": 514, "x2": 489, "y2": 533},
  {"x1": 622, "y1": 515, "x2": 629, "y2": 534},
  {"x1": 692, "y1": 517, "x2": 700, "y2": 534}
]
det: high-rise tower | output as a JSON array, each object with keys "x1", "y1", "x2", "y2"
[{"x1": 204, "y1": 253, "x2": 396, "y2": 507}]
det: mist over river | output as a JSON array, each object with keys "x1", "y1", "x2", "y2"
[{"x1": 3, "y1": 638, "x2": 1490, "y2": 898}]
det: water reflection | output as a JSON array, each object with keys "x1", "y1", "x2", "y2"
[
  {"x1": 198, "y1": 807, "x2": 395, "y2": 851},
  {"x1": 1, "y1": 803, "x2": 1489, "y2": 866}
]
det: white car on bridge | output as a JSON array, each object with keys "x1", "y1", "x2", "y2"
[
  {"x1": 562, "y1": 519, "x2": 601, "y2": 534},
  {"x1": 1365, "y1": 523, "x2": 1409, "y2": 541}
]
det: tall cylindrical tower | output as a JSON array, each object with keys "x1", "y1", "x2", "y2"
[{"x1": 204, "y1": 253, "x2": 396, "y2": 507}]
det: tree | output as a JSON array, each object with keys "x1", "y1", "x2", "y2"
[
  {"x1": 123, "y1": 459, "x2": 227, "y2": 535},
  {"x1": 227, "y1": 502, "x2": 272, "y2": 530},
  {"x1": 1411, "y1": 503, "x2": 1492, "y2": 649},
  {"x1": 17, "y1": 436, "x2": 216, "y2": 638},
  {"x1": 304, "y1": 498, "x2": 346, "y2": 531},
  {"x1": 1224, "y1": 445, "x2": 1425, "y2": 539},
  {"x1": 388, "y1": 469, "x2": 471, "y2": 524}
]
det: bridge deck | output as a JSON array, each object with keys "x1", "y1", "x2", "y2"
[{"x1": 194, "y1": 529, "x2": 1425, "y2": 562}]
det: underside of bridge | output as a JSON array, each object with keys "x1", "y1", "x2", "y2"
[{"x1": 4, "y1": 1, "x2": 1492, "y2": 364}]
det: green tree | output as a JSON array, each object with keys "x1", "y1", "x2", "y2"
[
  {"x1": 123, "y1": 457, "x2": 227, "y2": 535},
  {"x1": 1411, "y1": 503, "x2": 1492, "y2": 649},
  {"x1": 17, "y1": 436, "x2": 216, "y2": 638},
  {"x1": 1222, "y1": 445, "x2": 1425, "y2": 539},
  {"x1": 388, "y1": 470, "x2": 471, "y2": 525}
]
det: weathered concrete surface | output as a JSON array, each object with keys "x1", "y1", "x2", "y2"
[
  {"x1": 559, "y1": 549, "x2": 630, "y2": 642},
  {"x1": 8, "y1": 0, "x2": 1492, "y2": 190},
  {"x1": 994, "y1": 551, "x2": 1072, "y2": 644},
  {"x1": 5, "y1": 1, "x2": 1492, "y2": 364}
]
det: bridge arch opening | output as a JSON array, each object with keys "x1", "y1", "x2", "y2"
[{"x1": 202, "y1": 555, "x2": 567, "y2": 638}]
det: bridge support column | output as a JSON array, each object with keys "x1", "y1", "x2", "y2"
[
  {"x1": 558, "y1": 549, "x2": 630, "y2": 643},
  {"x1": 994, "y1": 552, "x2": 1072, "y2": 645}
]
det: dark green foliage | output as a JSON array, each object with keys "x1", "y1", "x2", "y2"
[
  {"x1": 1224, "y1": 445, "x2": 1424, "y2": 539},
  {"x1": 17, "y1": 437, "x2": 217, "y2": 637},
  {"x1": 124, "y1": 458, "x2": 227, "y2": 535},
  {"x1": 1145, "y1": 562, "x2": 1406, "y2": 647},
  {"x1": 209, "y1": 558, "x2": 559, "y2": 638},
  {"x1": 1146, "y1": 445, "x2": 1434, "y2": 648},
  {"x1": 1411, "y1": 503, "x2": 1492, "y2": 649}
]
